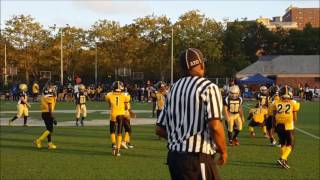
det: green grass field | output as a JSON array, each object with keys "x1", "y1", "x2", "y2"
[
  {"x1": 0, "y1": 101, "x2": 155, "y2": 121},
  {"x1": 0, "y1": 100, "x2": 319, "y2": 180}
]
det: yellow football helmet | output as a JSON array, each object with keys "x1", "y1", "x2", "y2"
[
  {"x1": 78, "y1": 84, "x2": 86, "y2": 92},
  {"x1": 19, "y1": 84, "x2": 28, "y2": 92},
  {"x1": 229, "y1": 85, "x2": 240, "y2": 99}
]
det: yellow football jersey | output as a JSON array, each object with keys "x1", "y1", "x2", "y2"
[
  {"x1": 105, "y1": 92, "x2": 130, "y2": 121},
  {"x1": 124, "y1": 93, "x2": 131, "y2": 118},
  {"x1": 156, "y1": 92, "x2": 166, "y2": 110},
  {"x1": 249, "y1": 108, "x2": 267, "y2": 123},
  {"x1": 40, "y1": 95, "x2": 56, "y2": 112},
  {"x1": 267, "y1": 95, "x2": 277, "y2": 116},
  {"x1": 224, "y1": 97, "x2": 243, "y2": 114},
  {"x1": 18, "y1": 92, "x2": 28, "y2": 105},
  {"x1": 271, "y1": 100, "x2": 300, "y2": 130}
]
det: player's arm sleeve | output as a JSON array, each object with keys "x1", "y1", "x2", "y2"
[
  {"x1": 105, "y1": 93, "x2": 109, "y2": 102},
  {"x1": 202, "y1": 84, "x2": 223, "y2": 121},
  {"x1": 293, "y1": 101, "x2": 300, "y2": 112},
  {"x1": 270, "y1": 103, "x2": 276, "y2": 115}
]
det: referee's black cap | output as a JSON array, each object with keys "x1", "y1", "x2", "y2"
[{"x1": 179, "y1": 48, "x2": 205, "y2": 70}]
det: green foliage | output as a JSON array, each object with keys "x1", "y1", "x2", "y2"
[{"x1": 1, "y1": 12, "x2": 319, "y2": 84}]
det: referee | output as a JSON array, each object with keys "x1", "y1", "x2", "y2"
[{"x1": 156, "y1": 48, "x2": 227, "y2": 180}]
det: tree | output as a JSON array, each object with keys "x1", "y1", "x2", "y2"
[
  {"x1": 4, "y1": 15, "x2": 49, "y2": 83},
  {"x1": 134, "y1": 14, "x2": 172, "y2": 80}
]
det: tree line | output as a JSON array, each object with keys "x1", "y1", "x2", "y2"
[{"x1": 1, "y1": 10, "x2": 319, "y2": 86}]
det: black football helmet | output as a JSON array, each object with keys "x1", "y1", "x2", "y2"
[
  {"x1": 112, "y1": 81, "x2": 124, "y2": 92},
  {"x1": 269, "y1": 85, "x2": 279, "y2": 97},
  {"x1": 279, "y1": 85, "x2": 293, "y2": 99},
  {"x1": 43, "y1": 86, "x2": 54, "y2": 96}
]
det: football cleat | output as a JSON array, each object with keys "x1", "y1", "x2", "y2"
[
  {"x1": 277, "y1": 159, "x2": 289, "y2": 169},
  {"x1": 270, "y1": 140, "x2": 277, "y2": 146},
  {"x1": 283, "y1": 160, "x2": 290, "y2": 169},
  {"x1": 277, "y1": 159, "x2": 285, "y2": 167},
  {"x1": 263, "y1": 133, "x2": 269, "y2": 138},
  {"x1": 76, "y1": 121, "x2": 79, "y2": 127},
  {"x1": 48, "y1": 142, "x2": 57, "y2": 149},
  {"x1": 35, "y1": 139, "x2": 42, "y2": 149},
  {"x1": 121, "y1": 141, "x2": 128, "y2": 149},
  {"x1": 228, "y1": 140, "x2": 233, "y2": 146},
  {"x1": 80, "y1": 120, "x2": 84, "y2": 127},
  {"x1": 114, "y1": 148, "x2": 121, "y2": 156},
  {"x1": 233, "y1": 138, "x2": 240, "y2": 146},
  {"x1": 112, "y1": 144, "x2": 117, "y2": 156},
  {"x1": 127, "y1": 143, "x2": 134, "y2": 149},
  {"x1": 250, "y1": 132, "x2": 256, "y2": 137},
  {"x1": 23, "y1": 124, "x2": 28, "y2": 127}
]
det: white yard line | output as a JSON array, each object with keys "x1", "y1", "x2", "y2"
[
  {"x1": 0, "y1": 110, "x2": 152, "y2": 114},
  {"x1": 295, "y1": 128, "x2": 320, "y2": 140},
  {"x1": 243, "y1": 104, "x2": 320, "y2": 140},
  {"x1": 0, "y1": 118, "x2": 156, "y2": 126}
]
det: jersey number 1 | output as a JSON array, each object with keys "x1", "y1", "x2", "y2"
[{"x1": 116, "y1": 96, "x2": 119, "y2": 106}]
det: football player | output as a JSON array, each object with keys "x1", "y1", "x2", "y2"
[
  {"x1": 266, "y1": 85, "x2": 281, "y2": 145},
  {"x1": 256, "y1": 85, "x2": 275, "y2": 144},
  {"x1": 155, "y1": 83, "x2": 167, "y2": 139},
  {"x1": 75, "y1": 84, "x2": 87, "y2": 126},
  {"x1": 9, "y1": 84, "x2": 31, "y2": 126},
  {"x1": 223, "y1": 85, "x2": 245, "y2": 146},
  {"x1": 156, "y1": 83, "x2": 166, "y2": 118},
  {"x1": 35, "y1": 86, "x2": 58, "y2": 149},
  {"x1": 256, "y1": 86, "x2": 269, "y2": 108},
  {"x1": 122, "y1": 92, "x2": 135, "y2": 149},
  {"x1": 105, "y1": 81, "x2": 130, "y2": 156},
  {"x1": 247, "y1": 104, "x2": 268, "y2": 137},
  {"x1": 270, "y1": 85, "x2": 300, "y2": 169},
  {"x1": 32, "y1": 81, "x2": 40, "y2": 102}
]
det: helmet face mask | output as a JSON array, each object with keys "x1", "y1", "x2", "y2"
[
  {"x1": 78, "y1": 84, "x2": 86, "y2": 92},
  {"x1": 43, "y1": 87, "x2": 54, "y2": 96},
  {"x1": 230, "y1": 92, "x2": 239, "y2": 99},
  {"x1": 229, "y1": 85, "x2": 240, "y2": 99},
  {"x1": 260, "y1": 86, "x2": 268, "y2": 95},
  {"x1": 159, "y1": 83, "x2": 165, "y2": 92}
]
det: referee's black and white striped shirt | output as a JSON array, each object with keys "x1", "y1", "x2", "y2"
[{"x1": 157, "y1": 76, "x2": 223, "y2": 155}]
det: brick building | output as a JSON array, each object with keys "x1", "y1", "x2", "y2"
[
  {"x1": 236, "y1": 55, "x2": 320, "y2": 88},
  {"x1": 282, "y1": 6, "x2": 320, "y2": 29}
]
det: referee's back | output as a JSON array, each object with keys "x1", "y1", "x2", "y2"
[
  {"x1": 156, "y1": 48, "x2": 227, "y2": 180},
  {"x1": 157, "y1": 76, "x2": 223, "y2": 155}
]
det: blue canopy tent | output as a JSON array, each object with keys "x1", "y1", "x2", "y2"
[{"x1": 238, "y1": 74, "x2": 274, "y2": 85}]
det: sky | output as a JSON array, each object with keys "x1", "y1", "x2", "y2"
[{"x1": 1, "y1": 0, "x2": 319, "y2": 29}]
